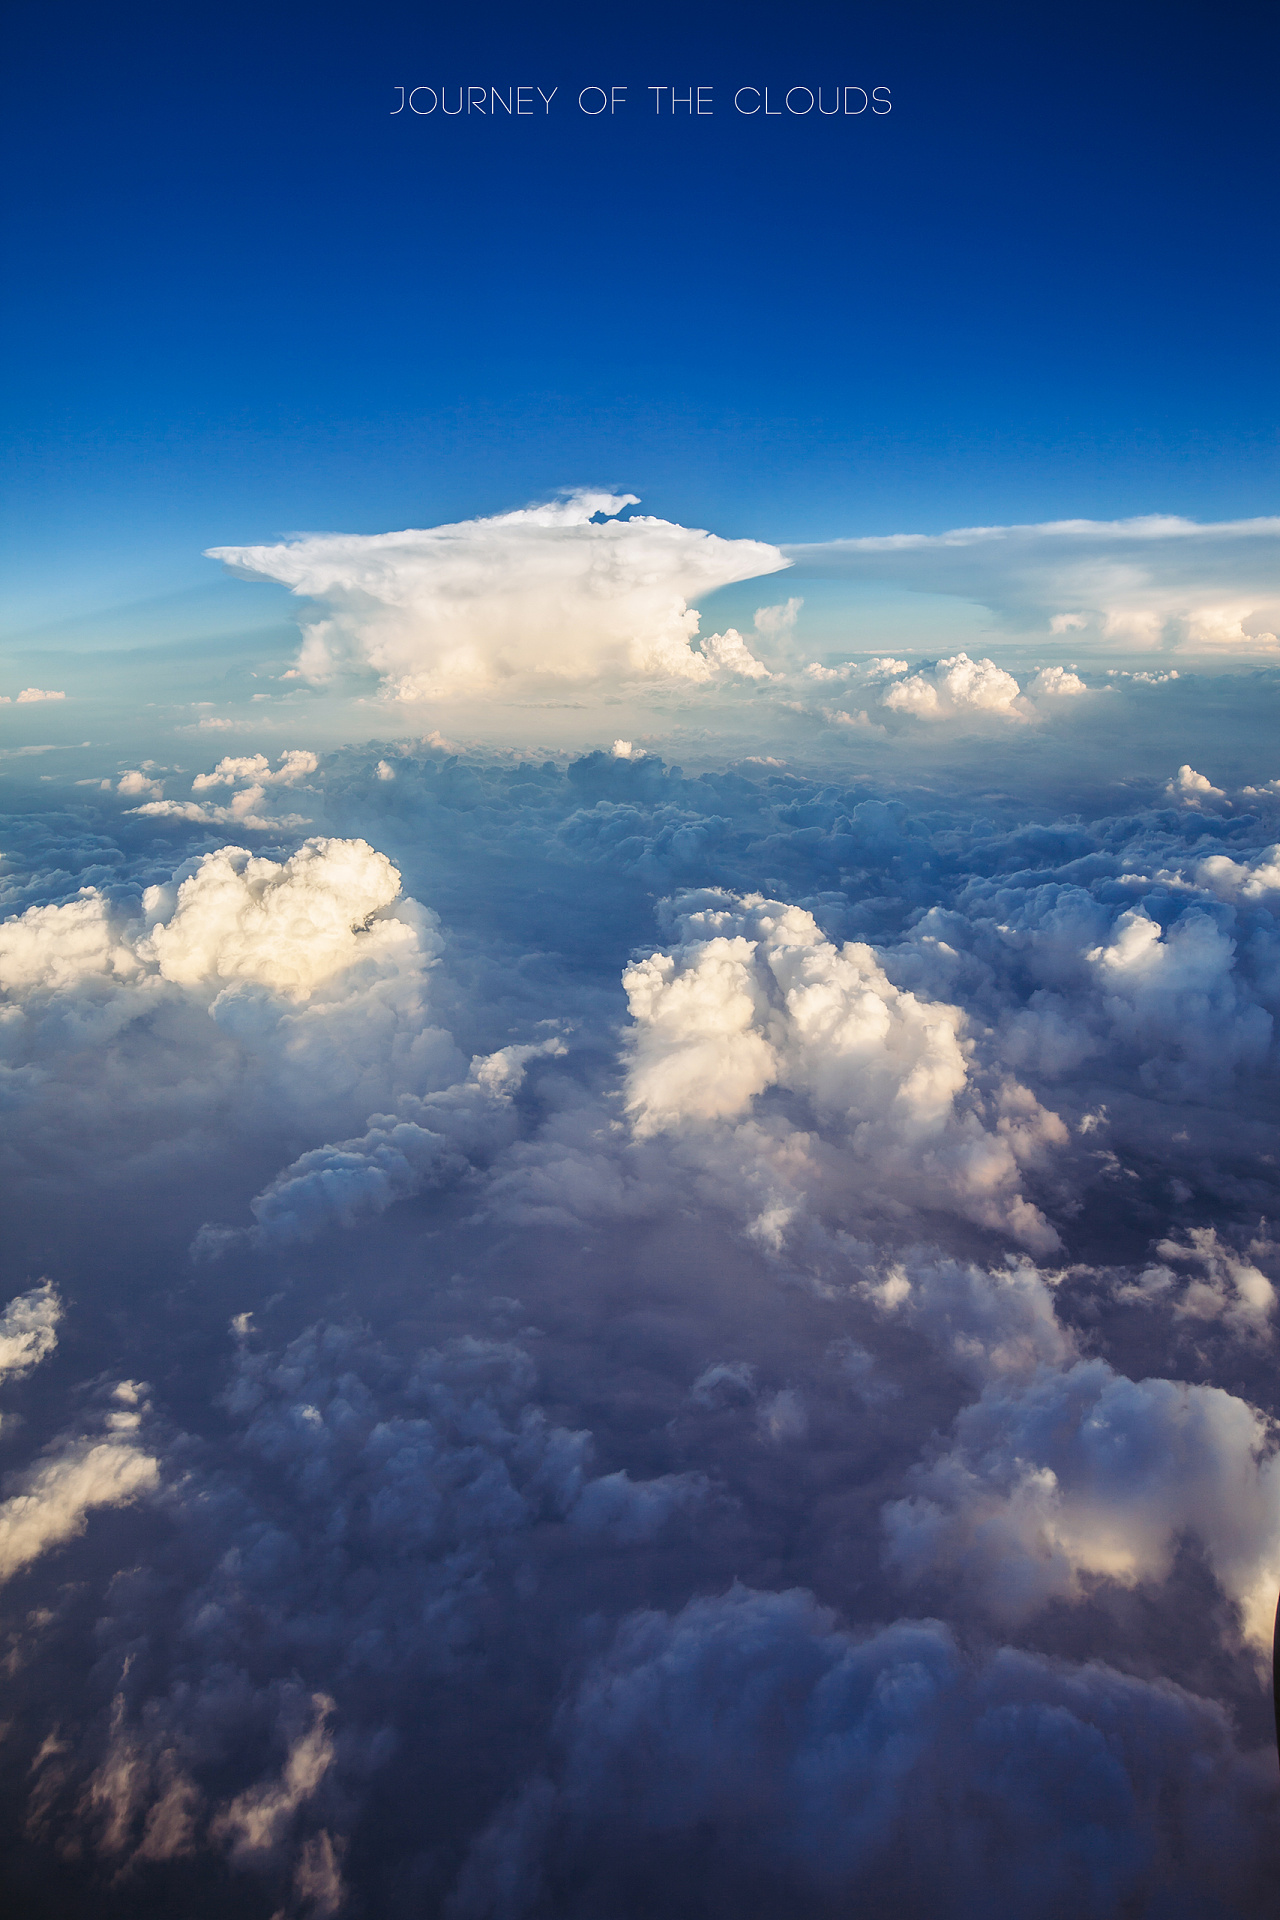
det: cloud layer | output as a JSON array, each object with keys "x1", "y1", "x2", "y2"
[
  {"x1": 789, "y1": 514, "x2": 1280, "y2": 655},
  {"x1": 3, "y1": 687, "x2": 1280, "y2": 1915}
]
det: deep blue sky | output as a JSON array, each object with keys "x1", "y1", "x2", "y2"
[{"x1": 3, "y1": 0, "x2": 1278, "y2": 623}]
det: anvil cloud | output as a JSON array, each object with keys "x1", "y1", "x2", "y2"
[{"x1": 209, "y1": 491, "x2": 786, "y2": 700}]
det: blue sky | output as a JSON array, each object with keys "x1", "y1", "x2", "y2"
[{"x1": 3, "y1": 0, "x2": 1278, "y2": 633}]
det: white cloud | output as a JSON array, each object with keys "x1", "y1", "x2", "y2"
[
  {"x1": 860, "y1": 1253, "x2": 1074, "y2": 1386},
  {"x1": 1027, "y1": 666, "x2": 1088, "y2": 697},
  {"x1": 191, "y1": 749, "x2": 317, "y2": 791},
  {"x1": 1117, "y1": 1228, "x2": 1276, "y2": 1336},
  {"x1": 879, "y1": 653, "x2": 1024, "y2": 720},
  {"x1": 0, "y1": 1393, "x2": 160, "y2": 1582},
  {"x1": 752, "y1": 596, "x2": 803, "y2": 636},
  {"x1": 0, "y1": 838, "x2": 461, "y2": 1156},
  {"x1": 0, "y1": 1280, "x2": 61, "y2": 1380},
  {"x1": 884, "y1": 1358, "x2": 1280, "y2": 1652},
  {"x1": 8, "y1": 688, "x2": 67, "y2": 704},
  {"x1": 622, "y1": 891, "x2": 1064, "y2": 1251},
  {"x1": 787, "y1": 515, "x2": 1280, "y2": 655},
  {"x1": 1166, "y1": 764, "x2": 1226, "y2": 805},
  {"x1": 698, "y1": 628, "x2": 771, "y2": 679},
  {"x1": 116, "y1": 769, "x2": 164, "y2": 798},
  {"x1": 208, "y1": 492, "x2": 788, "y2": 700},
  {"x1": 131, "y1": 747, "x2": 318, "y2": 830},
  {"x1": 1086, "y1": 906, "x2": 1272, "y2": 1077},
  {"x1": 0, "y1": 889, "x2": 140, "y2": 994},
  {"x1": 142, "y1": 839, "x2": 406, "y2": 998},
  {"x1": 1196, "y1": 843, "x2": 1280, "y2": 902}
]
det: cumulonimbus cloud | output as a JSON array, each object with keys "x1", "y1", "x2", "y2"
[{"x1": 208, "y1": 492, "x2": 788, "y2": 699}]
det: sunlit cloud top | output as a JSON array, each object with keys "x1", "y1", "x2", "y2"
[{"x1": 208, "y1": 491, "x2": 789, "y2": 701}]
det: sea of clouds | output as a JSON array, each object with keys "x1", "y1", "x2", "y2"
[{"x1": 2, "y1": 495, "x2": 1280, "y2": 1917}]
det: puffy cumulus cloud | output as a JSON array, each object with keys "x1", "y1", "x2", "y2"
[
  {"x1": 1085, "y1": 906, "x2": 1273, "y2": 1082},
  {"x1": 132, "y1": 747, "x2": 318, "y2": 830},
  {"x1": 859, "y1": 1253, "x2": 1074, "y2": 1386},
  {"x1": 450, "y1": 1587, "x2": 1278, "y2": 1920},
  {"x1": 192, "y1": 750, "x2": 318, "y2": 791},
  {"x1": 115, "y1": 769, "x2": 164, "y2": 798},
  {"x1": 0, "y1": 887, "x2": 141, "y2": 994},
  {"x1": 142, "y1": 839, "x2": 404, "y2": 998},
  {"x1": 880, "y1": 653, "x2": 1026, "y2": 720},
  {"x1": 698, "y1": 627, "x2": 772, "y2": 679},
  {"x1": 622, "y1": 890, "x2": 1064, "y2": 1251},
  {"x1": 897, "y1": 830, "x2": 1278, "y2": 1099},
  {"x1": 788, "y1": 514, "x2": 1280, "y2": 656},
  {"x1": 752, "y1": 595, "x2": 803, "y2": 637},
  {"x1": 0, "y1": 687, "x2": 67, "y2": 704},
  {"x1": 208, "y1": 492, "x2": 786, "y2": 700},
  {"x1": 0, "y1": 836, "x2": 463, "y2": 1182},
  {"x1": 203, "y1": 1039, "x2": 568, "y2": 1250},
  {"x1": 803, "y1": 654, "x2": 906, "y2": 684},
  {"x1": 0, "y1": 1278, "x2": 61, "y2": 1380},
  {"x1": 0, "y1": 837, "x2": 427, "y2": 1012},
  {"x1": 1166, "y1": 763, "x2": 1228, "y2": 806},
  {"x1": 1027, "y1": 666, "x2": 1088, "y2": 697},
  {"x1": 884, "y1": 1359, "x2": 1280, "y2": 1651},
  {"x1": 792, "y1": 657, "x2": 1090, "y2": 730},
  {"x1": 0, "y1": 1385, "x2": 160, "y2": 1582},
  {"x1": 1115, "y1": 1227, "x2": 1276, "y2": 1336},
  {"x1": 1197, "y1": 843, "x2": 1280, "y2": 902}
]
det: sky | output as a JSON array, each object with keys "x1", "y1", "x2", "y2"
[{"x1": 3, "y1": 3, "x2": 1280, "y2": 1917}]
